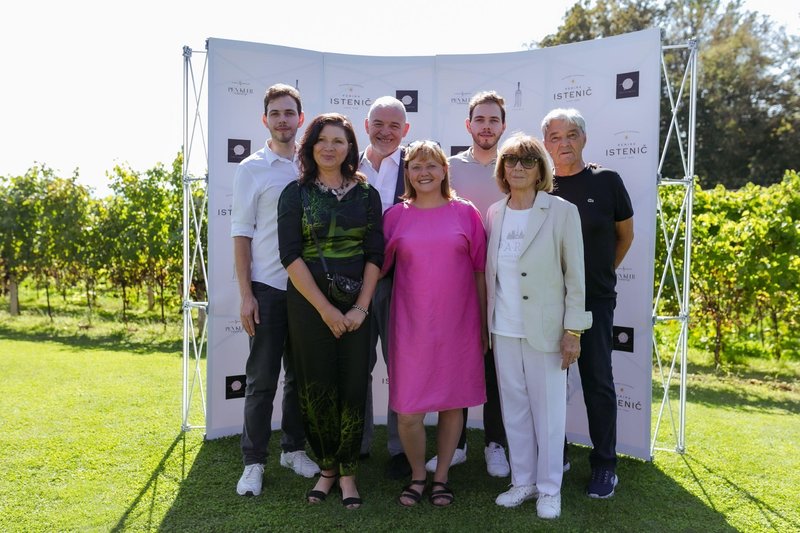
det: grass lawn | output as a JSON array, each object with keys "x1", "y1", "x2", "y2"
[{"x1": 0, "y1": 313, "x2": 798, "y2": 532}]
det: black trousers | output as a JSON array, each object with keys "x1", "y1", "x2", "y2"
[
  {"x1": 286, "y1": 277, "x2": 370, "y2": 475},
  {"x1": 577, "y1": 297, "x2": 618, "y2": 469},
  {"x1": 457, "y1": 348, "x2": 507, "y2": 449},
  {"x1": 240, "y1": 282, "x2": 306, "y2": 466}
]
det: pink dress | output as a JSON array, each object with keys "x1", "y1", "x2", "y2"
[{"x1": 383, "y1": 198, "x2": 487, "y2": 414}]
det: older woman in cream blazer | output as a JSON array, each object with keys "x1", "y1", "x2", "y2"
[{"x1": 485, "y1": 133, "x2": 592, "y2": 520}]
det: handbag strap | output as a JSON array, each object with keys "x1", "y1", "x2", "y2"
[{"x1": 300, "y1": 185, "x2": 333, "y2": 280}]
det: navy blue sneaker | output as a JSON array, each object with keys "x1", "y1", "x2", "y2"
[{"x1": 587, "y1": 467, "x2": 618, "y2": 498}]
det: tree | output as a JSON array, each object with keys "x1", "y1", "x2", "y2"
[
  {"x1": 0, "y1": 167, "x2": 45, "y2": 315},
  {"x1": 536, "y1": 0, "x2": 800, "y2": 188}
]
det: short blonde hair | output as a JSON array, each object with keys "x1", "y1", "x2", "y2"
[
  {"x1": 402, "y1": 140, "x2": 453, "y2": 200},
  {"x1": 494, "y1": 133, "x2": 553, "y2": 194}
]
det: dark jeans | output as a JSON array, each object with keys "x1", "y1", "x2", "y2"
[
  {"x1": 361, "y1": 276, "x2": 402, "y2": 456},
  {"x1": 241, "y1": 282, "x2": 307, "y2": 466},
  {"x1": 577, "y1": 297, "x2": 618, "y2": 469},
  {"x1": 287, "y1": 277, "x2": 370, "y2": 475},
  {"x1": 457, "y1": 348, "x2": 507, "y2": 449}
]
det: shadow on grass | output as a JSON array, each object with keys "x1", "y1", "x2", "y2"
[
  {"x1": 0, "y1": 322, "x2": 182, "y2": 355},
  {"x1": 113, "y1": 427, "x2": 736, "y2": 532},
  {"x1": 683, "y1": 455, "x2": 800, "y2": 532},
  {"x1": 676, "y1": 375, "x2": 800, "y2": 414}
]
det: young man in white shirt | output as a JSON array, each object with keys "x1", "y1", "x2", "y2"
[{"x1": 231, "y1": 83, "x2": 319, "y2": 496}]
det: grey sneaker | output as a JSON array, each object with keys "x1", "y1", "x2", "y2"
[
  {"x1": 587, "y1": 467, "x2": 618, "y2": 498},
  {"x1": 280, "y1": 451, "x2": 320, "y2": 478},
  {"x1": 236, "y1": 463, "x2": 264, "y2": 496},
  {"x1": 484, "y1": 442, "x2": 510, "y2": 477},
  {"x1": 425, "y1": 443, "x2": 467, "y2": 473}
]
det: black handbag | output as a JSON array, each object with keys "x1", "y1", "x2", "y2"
[{"x1": 301, "y1": 186, "x2": 363, "y2": 306}]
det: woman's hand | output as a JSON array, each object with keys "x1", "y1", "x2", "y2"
[
  {"x1": 560, "y1": 332, "x2": 581, "y2": 370},
  {"x1": 320, "y1": 304, "x2": 350, "y2": 339},
  {"x1": 344, "y1": 308, "x2": 367, "y2": 332}
]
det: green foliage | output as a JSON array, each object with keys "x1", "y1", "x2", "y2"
[
  {"x1": 538, "y1": 0, "x2": 800, "y2": 188},
  {"x1": 658, "y1": 171, "x2": 800, "y2": 365}
]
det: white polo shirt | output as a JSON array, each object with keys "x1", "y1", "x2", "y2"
[{"x1": 230, "y1": 141, "x2": 299, "y2": 290}]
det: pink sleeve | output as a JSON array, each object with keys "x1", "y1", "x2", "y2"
[
  {"x1": 463, "y1": 201, "x2": 487, "y2": 272},
  {"x1": 381, "y1": 204, "x2": 399, "y2": 276}
]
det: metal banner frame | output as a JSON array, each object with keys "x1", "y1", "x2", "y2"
[{"x1": 180, "y1": 37, "x2": 698, "y2": 456}]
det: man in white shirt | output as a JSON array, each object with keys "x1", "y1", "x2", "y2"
[
  {"x1": 358, "y1": 96, "x2": 411, "y2": 479},
  {"x1": 426, "y1": 90, "x2": 511, "y2": 478},
  {"x1": 230, "y1": 83, "x2": 319, "y2": 497}
]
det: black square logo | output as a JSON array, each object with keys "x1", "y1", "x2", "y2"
[
  {"x1": 613, "y1": 326, "x2": 635, "y2": 353},
  {"x1": 225, "y1": 374, "x2": 246, "y2": 399},
  {"x1": 450, "y1": 145, "x2": 470, "y2": 156},
  {"x1": 396, "y1": 90, "x2": 419, "y2": 113},
  {"x1": 616, "y1": 72, "x2": 640, "y2": 99},
  {"x1": 228, "y1": 139, "x2": 251, "y2": 163}
]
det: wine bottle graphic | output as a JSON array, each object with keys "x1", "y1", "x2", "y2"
[{"x1": 514, "y1": 82, "x2": 522, "y2": 108}]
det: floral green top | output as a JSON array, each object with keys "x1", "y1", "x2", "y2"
[{"x1": 277, "y1": 180, "x2": 384, "y2": 280}]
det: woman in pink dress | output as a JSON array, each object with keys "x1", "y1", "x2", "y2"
[{"x1": 382, "y1": 140, "x2": 488, "y2": 507}]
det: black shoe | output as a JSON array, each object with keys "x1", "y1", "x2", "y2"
[{"x1": 386, "y1": 452, "x2": 412, "y2": 480}]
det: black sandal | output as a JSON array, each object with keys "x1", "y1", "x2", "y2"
[
  {"x1": 339, "y1": 476, "x2": 362, "y2": 509},
  {"x1": 306, "y1": 471, "x2": 337, "y2": 503},
  {"x1": 429, "y1": 481, "x2": 454, "y2": 507},
  {"x1": 398, "y1": 479, "x2": 427, "y2": 507}
]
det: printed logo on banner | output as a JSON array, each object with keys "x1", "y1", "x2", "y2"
[
  {"x1": 450, "y1": 145, "x2": 470, "y2": 156},
  {"x1": 613, "y1": 325, "x2": 635, "y2": 352},
  {"x1": 552, "y1": 74, "x2": 594, "y2": 102},
  {"x1": 225, "y1": 319, "x2": 244, "y2": 335},
  {"x1": 217, "y1": 193, "x2": 232, "y2": 217},
  {"x1": 615, "y1": 382, "x2": 643, "y2": 412},
  {"x1": 450, "y1": 91, "x2": 472, "y2": 105},
  {"x1": 616, "y1": 266, "x2": 636, "y2": 283},
  {"x1": 225, "y1": 375, "x2": 246, "y2": 400},
  {"x1": 228, "y1": 139, "x2": 251, "y2": 163},
  {"x1": 513, "y1": 82, "x2": 523, "y2": 109},
  {"x1": 227, "y1": 80, "x2": 254, "y2": 97},
  {"x1": 616, "y1": 71, "x2": 640, "y2": 99},
  {"x1": 330, "y1": 84, "x2": 373, "y2": 110},
  {"x1": 396, "y1": 90, "x2": 419, "y2": 113},
  {"x1": 604, "y1": 130, "x2": 648, "y2": 160}
]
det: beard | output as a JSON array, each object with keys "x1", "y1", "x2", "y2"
[{"x1": 473, "y1": 133, "x2": 499, "y2": 151}]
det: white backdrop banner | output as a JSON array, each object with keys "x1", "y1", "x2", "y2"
[{"x1": 206, "y1": 29, "x2": 660, "y2": 461}]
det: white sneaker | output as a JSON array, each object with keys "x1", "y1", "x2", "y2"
[
  {"x1": 484, "y1": 442, "x2": 510, "y2": 477},
  {"x1": 280, "y1": 451, "x2": 320, "y2": 478},
  {"x1": 236, "y1": 463, "x2": 264, "y2": 496},
  {"x1": 425, "y1": 443, "x2": 467, "y2": 473},
  {"x1": 495, "y1": 484, "x2": 537, "y2": 508},
  {"x1": 537, "y1": 493, "x2": 561, "y2": 519}
]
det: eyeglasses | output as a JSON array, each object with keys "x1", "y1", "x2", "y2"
[{"x1": 502, "y1": 154, "x2": 540, "y2": 169}]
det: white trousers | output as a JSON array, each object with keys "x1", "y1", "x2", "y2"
[{"x1": 493, "y1": 334, "x2": 566, "y2": 496}]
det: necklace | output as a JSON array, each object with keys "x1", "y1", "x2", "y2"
[{"x1": 315, "y1": 177, "x2": 349, "y2": 198}]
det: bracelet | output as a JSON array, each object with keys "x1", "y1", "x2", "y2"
[
  {"x1": 351, "y1": 304, "x2": 369, "y2": 316},
  {"x1": 566, "y1": 330, "x2": 582, "y2": 338}
]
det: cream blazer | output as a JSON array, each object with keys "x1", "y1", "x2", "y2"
[{"x1": 485, "y1": 192, "x2": 592, "y2": 353}]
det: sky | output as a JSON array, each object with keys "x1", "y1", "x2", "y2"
[{"x1": 1, "y1": 1, "x2": 797, "y2": 198}]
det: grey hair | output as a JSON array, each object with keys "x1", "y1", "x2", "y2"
[
  {"x1": 540, "y1": 108, "x2": 586, "y2": 137},
  {"x1": 367, "y1": 96, "x2": 407, "y2": 122}
]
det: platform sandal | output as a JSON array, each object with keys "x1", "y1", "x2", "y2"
[
  {"x1": 306, "y1": 471, "x2": 337, "y2": 503},
  {"x1": 429, "y1": 481, "x2": 454, "y2": 507},
  {"x1": 398, "y1": 479, "x2": 427, "y2": 507}
]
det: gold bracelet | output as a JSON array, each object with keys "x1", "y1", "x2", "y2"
[
  {"x1": 566, "y1": 330, "x2": 582, "y2": 338},
  {"x1": 351, "y1": 304, "x2": 369, "y2": 316}
]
